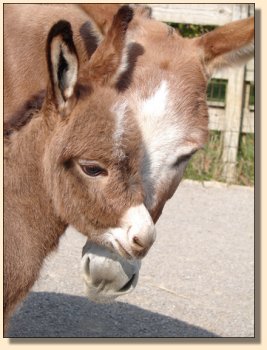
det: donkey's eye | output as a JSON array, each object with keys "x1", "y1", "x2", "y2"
[
  {"x1": 80, "y1": 165, "x2": 107, "y2": 177},
  {"x1": 173, "y1": 149, "x2": 199, "y2": 167},
  {"x1": 173, "y1": 154, "x2": 192, "y2": 167}
]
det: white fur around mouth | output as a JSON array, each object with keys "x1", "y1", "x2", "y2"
[{"x1": 81, "y1": 243, "x2": 141, "y2": 303}]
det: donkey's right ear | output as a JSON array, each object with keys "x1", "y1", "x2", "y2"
[
  {"x1": 86, "y1": 5, "x2": 134, "y2": 86},
  {"x1": 46, "y1": 20, "x2": 79, "y2": 117}
]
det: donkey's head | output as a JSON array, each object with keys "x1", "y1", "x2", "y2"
[
  {"x1": 81, "y1": 8, "x2": 254, "y2": 302},
  {"x1": 123, "y1": 11, "x2": 254, "y2": 221},
  {"x1": 42, "y1": 7, "x2": 155, "y2": 260}
]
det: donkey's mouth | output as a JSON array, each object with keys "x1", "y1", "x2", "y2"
[
  {"x1": 119, "y1": 273, "x2": 137, "y2": 292},
  {"x1": 81, "y1": 242, "x2": 141, "y2": 303},
  {"x1": 113, "y1": 239, "x2": 133, "y2": 259}
]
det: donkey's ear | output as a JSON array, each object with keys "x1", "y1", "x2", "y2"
[
  {"x1": 196, "y1": 16, "x2": 254, "y2": 76},
  {"x1": 131, "y1": 4, "x2": 152, "y2": 19},
  {"x1": 46, "y1": 20, "x2": 78, "y2": 117},
  {"x1": 86, "y1": 5, "x2": 133, "y2": 85},
  {"x1": 79, "y1": 4, "x2": 121, "y2": 35}
]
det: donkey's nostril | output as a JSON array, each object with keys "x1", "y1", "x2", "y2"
[
  {"x1": 119, "y1": 273, "x2": 136, "y2": 292},
  {"x1": 133, "y1": 236, "x2": 144, "y2": 248}
]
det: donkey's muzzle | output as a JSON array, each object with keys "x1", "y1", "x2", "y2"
[
  {"x1": 81, "y1": 242, "x2": 141, "y2": 303},
  {"x1": 109, "y1": 204, "x2": 156, "y2": 259}
]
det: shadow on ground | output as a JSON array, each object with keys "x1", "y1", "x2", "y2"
[{"x1": 8, "y1": 292, "x2": 219, "y2": 338}]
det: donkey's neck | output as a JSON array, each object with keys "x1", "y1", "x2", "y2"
[
  {"x1": 4, "y1": 117, "x2": 67, "y2": 325},
  {"x1": 4, "y1": 116, "x2": 67, "y2": 256}
]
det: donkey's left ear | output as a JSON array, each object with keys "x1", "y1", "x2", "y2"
[
  {"x1": 46, "y1": 20, "x2": 79, "y2": 117},
  {"x1": 196, "y1": 16, "x2": 254, "y2": 76}
]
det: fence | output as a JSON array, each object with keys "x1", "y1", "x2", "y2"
[{"x1": 150, "y1": 4, "x2": 255, "y2": 183}]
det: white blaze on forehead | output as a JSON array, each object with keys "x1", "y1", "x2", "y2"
[
  {"x1": 141, "y1": 80, "x2": 169, "y2": 119},
  {"x1": 111, "y1": 100, "x2": 128, "y2": 158},
  {"x1": 137, "y1": 79, "x2": 185, "y2": 164},
  {"x1": 134, "y1": 79, "x2": 188, "y2": 209}
]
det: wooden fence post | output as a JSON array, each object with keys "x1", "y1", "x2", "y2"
[
  {"x1": 222, "y1": 66, "x2": 245, "y2": 183},
  {"x1": 221, "y1": 4, "x2": 249, "y2": 183}
]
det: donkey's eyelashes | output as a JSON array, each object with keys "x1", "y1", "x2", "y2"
[
  {"x1": 173, "y1": 154, "x2": 191, "y2": 166},
  {"x1": 81, "y1": 165, "x2": 107, "y2": 177},
  {"x1": 173, "y1": 150, "x2": 197, "y2": 167},
  {"x1": 78, "y1": 160, "x2": 108, "y2": 177}
]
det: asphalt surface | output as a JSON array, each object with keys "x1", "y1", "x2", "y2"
[{"x1": 7, "y1": 180, "x2": 254, "y2": 338}]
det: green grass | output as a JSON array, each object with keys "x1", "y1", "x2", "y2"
[
  {"x1": 185, "y1": 131, "x2": 224, "y2": 182},
  {"x1": 184, "y1": 131, "x2": 254, "y2": 186},
  {"x1": 236, "y1": 133, "x2": 254, "y2": 186}
]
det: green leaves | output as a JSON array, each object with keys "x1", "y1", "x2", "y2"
[{"x1": 167, "y1": 22, "x2": 217, "y2": 38}]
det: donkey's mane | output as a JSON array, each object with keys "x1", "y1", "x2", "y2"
[{"x1": 4, "y1": 90, "x2": 46, "y2": 137}]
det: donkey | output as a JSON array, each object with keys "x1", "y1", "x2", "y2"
[
  {"x1": 75, "y1": 5, "x2": 254, "y2": 300},
  {"x1": 4, "y1": 6, "x2": 157, "y2": 330},
  {"x1": 4, "y1": 4, "x2": 158, "y2": 315},
  {"x1": 79, "y1": 9, "x2": 255, "y2": 300},
  {"x1": 4, "y1": 4, "x2": 255, "y2": 221},
  {"x1": 4, "y1": 3, "x2": 254, "y2": 319}
]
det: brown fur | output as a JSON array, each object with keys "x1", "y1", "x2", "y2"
[
  {"x1": 4, "y1": 4, "x2": 254, "y2": 331},
  {"x1": 3, "y1": 4, "x2": 102, "y2": 121},
  {"x1": 85, "y1": 5, "x2": 133, "y2": 85},
  {"x1": 4, "y1": 90, "x2": 45, "y2": 136},
  {"x1": 198, "y1": 16, "x2": 254, "y2": 71},
  {"x1": 79, "y1": 4, "x2": 121, "y2": 35},
  {"x1": 4, "y1": 7, "x2": 145, "y2": 331}
]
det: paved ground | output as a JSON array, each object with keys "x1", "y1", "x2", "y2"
[{"x1": 8, "y1": 180, "x2": 254, "y2": 338}]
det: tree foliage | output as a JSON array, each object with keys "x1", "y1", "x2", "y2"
[{"x1": 168, "y1": 22, "x2": 217, "y2": 38}]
